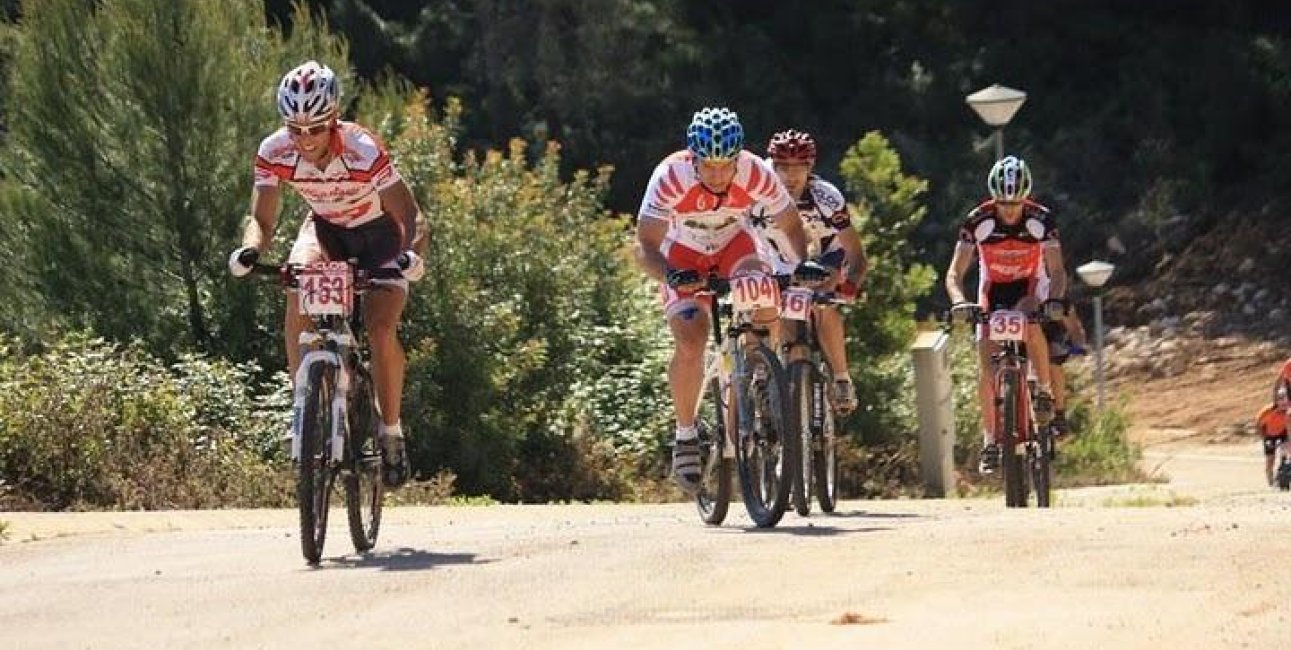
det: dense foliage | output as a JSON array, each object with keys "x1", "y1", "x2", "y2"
[{"x1": 0, "y1": 0, "x2": 1169, "y2": 506}]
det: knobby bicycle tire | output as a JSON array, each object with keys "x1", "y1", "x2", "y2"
[
  {"x1": 814, "y1": 360, "x2": 839, "y2": 513},
  {"x1": 299, "y1": 362, "x2": 336, "y2": 565},
  {"x1": 345, "y1": 365, "x2": 383, "y2": 552},
  {"x1": 735, "y1": 344, "x2": 796, "y2": 528},
  {"x1": 997, "y1": 368, "x2": 1028, "y2": 508},
  {"x1": 695, "y1": 376, "x2": 732, "y2": 525},
  {"x1": 789, "y1": 360, "x2": 815, "y2": 517}
]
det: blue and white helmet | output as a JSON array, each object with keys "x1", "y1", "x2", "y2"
[
  {"x1": 276, "y1": 60, "x2": 340, "y2": 124},
  {"x1": 686, "y1": 107, "x2": 744, "y2": 161},
  {"x1": 988, "y1": 155, "x2": 1033, "y2": 201}
]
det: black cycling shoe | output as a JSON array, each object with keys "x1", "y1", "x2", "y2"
[
  {"x1": 379, "y1": 433, "x2": 412, "y2": 488},
  {"x1": 978, "y1": 442, "x2": 1002, "y2": 475},
  {"x1": 1032, "y1": 390, "x2": 1055, "y2": 426},
  {"x1": 1050, "y1": 412, "x2": 1069, "y2": 438}
]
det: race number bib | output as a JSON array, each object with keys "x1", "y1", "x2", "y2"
[
  {"x1": 297, "y1": 262, "x2": 352, "y2": 317},
  {"x1": 780, "y1": 287, "x2": 814, "y2": 322},
  {"x1": 729, "y1": 273, "x2": 781, "y2": 313},
  {"x1": 987, "y1": 310, "x2": 1026, "y2": 342}
]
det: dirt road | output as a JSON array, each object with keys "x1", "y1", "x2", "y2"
[{"x1": 2, "y1": 436, "x2": 1288, "y2": 650}]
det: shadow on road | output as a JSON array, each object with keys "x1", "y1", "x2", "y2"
[
  {"x1": 821, "y1": 510, "x2": 925, "y2": 520},
  {"x1": 324, "y1": 547, "x2": 490, "y2": 572},
  {"x1": 737, "y1": 524, "x2": 892, "y2": 536}
]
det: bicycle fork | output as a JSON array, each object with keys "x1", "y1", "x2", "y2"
[{"x1": 291, "y1": 335, "x2": 352, "y2": 462}]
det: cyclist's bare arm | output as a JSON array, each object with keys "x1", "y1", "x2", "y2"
[
  {"x1": 634, "y1": 216, "x2": 671, "y2": 283},
  {"x1": 1043, "y1": 243, "x2": 1069, "y2": 300},
  {"x1": 944, "y1": 242, "x2": 976, "y2": 304},
  {"x1": 378, "y1": 180, "x2": 422, "y2": 251},
  {"x1": 837, "y1": 225, "x2": 867, "y2": 283},
  {"x1": 770, "y1": 204, "x2": 809, "y2": 261},
  {"x1": 241, "y1": 184, "x2": 283, "y2": 252}
]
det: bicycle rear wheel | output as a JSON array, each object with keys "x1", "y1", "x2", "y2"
[
  {"x1": 788, "y1": 360, "x2": 814, "y2": 517},
  {"x1": 997, "y1": 369, "x2": 1027, "y2": 508},
  {"x1": 345, "y1": 366, "x2": 384, "y2": 552},
  {"x1": 735, "y1": 344, "x2": 796, "y2": 528},
  {"x1": 298, "y1": 362, "x2": 337, "y2": 565},
  {"x1": 695, "y1": 377, "x2": 732, "y2": 525},
  {"x1": 814, "y1": 360, "x2": 839, "y2": 513}
]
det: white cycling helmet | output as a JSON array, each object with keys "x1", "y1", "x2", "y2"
[
  {"x1": 276, "y1": 60, "x2": 340, "y2": 124},
  {"x1": 987, "y1": 155, "x2": 1033, "y2": 201}
]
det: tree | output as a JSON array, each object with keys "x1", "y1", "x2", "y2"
[{"x1": 0, "y1": 0, "x2": 346, "y2": 359}]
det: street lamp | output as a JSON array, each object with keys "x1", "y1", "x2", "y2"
[
  {"x1": 966, "y1": 84, "x2": 1027, "y2": 161},
  {"x1": 1076, "y1": 260, "x2": 1116, "y2": 414}
]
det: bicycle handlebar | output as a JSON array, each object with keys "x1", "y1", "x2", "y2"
[{"x1": 246, "y1": 262, "x2": 405, "y2": 289}]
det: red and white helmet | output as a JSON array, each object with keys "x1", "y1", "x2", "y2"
[{"x1": 276, "y1": 61, "x2": 339, "y2": 124}]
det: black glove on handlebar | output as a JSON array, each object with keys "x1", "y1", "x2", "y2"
[
  {"x1": 666, "y1": 268, "x2": 702, "y2": 289},
  {"x1": 793, "y1": 260, "x2": 831, "y2": 284}
]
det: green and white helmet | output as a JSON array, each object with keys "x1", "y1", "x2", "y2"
[{"x1": 987, "y1": 155, "x2": 1032, "y2": 201}]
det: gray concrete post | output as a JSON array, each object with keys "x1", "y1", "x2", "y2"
[{"x1": 912, "y1": 330, "x2": 955, "y2": 497}]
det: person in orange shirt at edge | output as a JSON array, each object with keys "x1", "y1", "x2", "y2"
[{"x1": 1256, "y1": 397, "x2": 1288, "y2": 486}]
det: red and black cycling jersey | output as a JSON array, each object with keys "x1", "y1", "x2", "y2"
[{"x1": 956, "y1": 198, "x2": 1059, "y2": 285}]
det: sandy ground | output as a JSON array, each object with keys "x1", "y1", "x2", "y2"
[{"x1": 1, "y1": 340, "x2": 1288, "y2": 650}]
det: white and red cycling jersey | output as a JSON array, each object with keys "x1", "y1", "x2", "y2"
[
  {"x1": 254, "y1": 121, "x2": 401, "y2": 228},
  {"x1": 637, "y1": 149, "x2": 793, "y2": 255}
]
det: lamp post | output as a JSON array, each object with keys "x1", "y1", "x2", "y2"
[
  {"x1": 966, "y1": 84, "x2": 1027, "y2": 161},
  {"x1": 1076, "y1": 260, "x2": 1116, "y2": 414}
]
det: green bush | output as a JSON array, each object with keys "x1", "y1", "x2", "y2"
[{"x1": 0, "y1": 334, "x2": 291, "y2": 510}]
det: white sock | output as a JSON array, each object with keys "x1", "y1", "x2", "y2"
[
  {"x1": 675, "y1": 424, "x2": 698, "y2": 442},
  {"x1": 380, "y1": 421, "x2": 403, "y2": 439}
]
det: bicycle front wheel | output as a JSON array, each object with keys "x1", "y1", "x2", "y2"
[
  {"x1": 814, "y1": 360, "x2": 839, "y2": 513},
  {"x1": 695, "y1": 377, "x2": 732, "y2": 525},
  {"x1": 1029, "y1": 426, "x2": 1053, "y2": 508},
  {"x1": 788, "y1": 360, "x2": 814, "y2": 517},
  {"x1": 345, "y1": 366, "x2": 383, "y2": 552},
  {"x1": 298, "y1": 362, "x2": 337, "y2": 565},
  {"x1": 735, "y1": 343, "x2": 796, "y2": 528},
  {"x1": 997, "y1": 369, "x2": 1027, "y2": 508}
]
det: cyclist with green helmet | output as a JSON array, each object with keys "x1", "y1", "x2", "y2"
[
  {"x1": 945, "y1": 155, "x2": 1069, "y2": 474},
  {"x1": 635, "y1": 107, "x2": 825, "y2": 493}
]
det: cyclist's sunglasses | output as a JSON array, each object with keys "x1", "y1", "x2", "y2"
[{"x1": 286, "y1": 121, "x2": 332, "y2": 137}]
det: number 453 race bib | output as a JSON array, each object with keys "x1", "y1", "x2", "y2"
[{"x1": 297, "y1": 262, "x2": 353, "y2": 317}]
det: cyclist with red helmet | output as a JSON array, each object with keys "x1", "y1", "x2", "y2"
[
  {"x1": 749, "y1": 129, "x2": 868, "y2": 413},
  {"x1": 945, "y1": 156, "x2": 1068, "y2": 474},
  {"x1": 227, "y1": 60, "x2": 427, "y2": 487},
  {"x1": 635, "y1": 107, "x2": 825, "y2": 493}
]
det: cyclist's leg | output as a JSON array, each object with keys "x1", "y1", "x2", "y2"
[
  {"x1": 1014, "y1": 293, "x2": 1055, "y2": 423},
  {"x1": 815, "y1": 306, "x2": 856, "y2": 411},
  {"x1": 284, "y1": 218, "x2": 325, "y2": 382},
  {"x1": 666, "y1": 304, "x2": 711, "y2": 431},
  {"x1": 366, "y1": 286, "x2": 408, "y2": 430},
  {"x1": 1264, "y1": 436, "x2": 1280, "y2": 485}
]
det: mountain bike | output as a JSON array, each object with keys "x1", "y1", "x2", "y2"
[
  {"x1": 781, "y1": 284, "x2": 847, "y2": 516},
  {"x1": 246, "y1": 260, "x2": 399, "y2": 564},
  {"x1": 952, "y1": 307, "x2": 1055, "y2": 508},
  {"x1": 689, "y1": 272, "x2": 798, "y2": 528}
]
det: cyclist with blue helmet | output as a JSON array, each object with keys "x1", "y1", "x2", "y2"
[{"x1": 635, "y1": 106, "x2": 824, "y2": 493}]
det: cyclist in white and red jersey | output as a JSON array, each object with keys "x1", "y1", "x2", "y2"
[
  {"x1": 748, "y1": 129, "x2": 868, "y2": 413},
  {"x1": 227, "y1": 60, "x2": 427, "y2": 488},
  {"x1": 635, "y1": 107, "x2": 825, "y2": 493},
  {"x1": 945, "y1": 155, "x2": 1068, "y2": 474}
]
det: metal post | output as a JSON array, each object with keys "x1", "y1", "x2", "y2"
[
  {"x1": 994, "y1": 127, "x2": 1004, "y2": 161},
  {"x1": 1093, "y1": 293, "x2": 1105, "y2": 413},
  {"x1": 911, "y1": 330, "x2": 955, "y2": 497}
]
